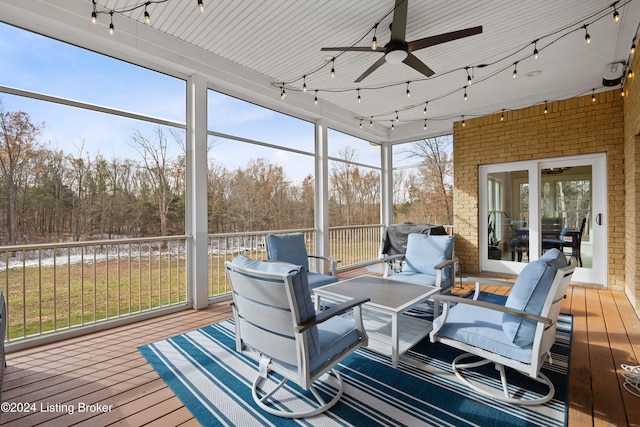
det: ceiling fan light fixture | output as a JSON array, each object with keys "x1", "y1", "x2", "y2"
[{"x1": 386, "y1": 49, "x2": 408, "y2": 64}]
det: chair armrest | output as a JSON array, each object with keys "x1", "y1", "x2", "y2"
[
  {"x1": 308, "y1": 255, "x2": 341, "y2": 276},
  {"x1": 431, "y1": 294, "x2": 553, "y2": 326},
  {"x1": 296, "y1": 296, "x2": 370, "y2": 333},
  {"x1": 433, "y1": 259, "x2": 457, "y2": 270}
]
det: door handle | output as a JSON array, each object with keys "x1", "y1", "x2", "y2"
[{"x1": 596, "y1": 213, "x2": 602, "y2": 225}]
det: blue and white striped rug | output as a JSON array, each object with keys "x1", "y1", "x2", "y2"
[{"x1": 139, "y1": 314, "x2": 571, "y2": 427}]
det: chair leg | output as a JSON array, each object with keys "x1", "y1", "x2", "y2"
[
  {"x1": 451, "y1": 353, "x2": 555, "y2": 405},
  {"x1": 252, "y1": 368, "x2": 345, "y2": 418}
]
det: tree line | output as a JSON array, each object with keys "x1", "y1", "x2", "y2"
[{"x1": 0, "y1": 102, "x2": 452, "y2": 246}]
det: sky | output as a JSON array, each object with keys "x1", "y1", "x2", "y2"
[{"x1": 0, "y1": 22, "x2": 386, "y2": 183}]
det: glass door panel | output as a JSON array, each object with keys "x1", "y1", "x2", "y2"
[{"x1": 480, "y1": 154, "x2": 606, "y2": 285}]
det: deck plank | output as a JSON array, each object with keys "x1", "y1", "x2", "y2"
[{"x1": 1, "y1": 275, "x2": 639, "y2": 427}]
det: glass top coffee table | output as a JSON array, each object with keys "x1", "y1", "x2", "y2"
[{"x1": 313, "y1": 275, "x2": 439, "y2": 368}]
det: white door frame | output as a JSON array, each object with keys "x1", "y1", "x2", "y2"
[{"x1": 479, "y1": 153, "x2": 607, "y2": 286}]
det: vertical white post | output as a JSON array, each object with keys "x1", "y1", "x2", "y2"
[
  {"x1": 315, "y1": 119, "x2": 330, "y2": 272},
  {"x1": 380, "y1": 143, "x2": 394, "y2": 228},
  {"x1": 186, "y1": 75, "x2": 209, "y2": 309}
]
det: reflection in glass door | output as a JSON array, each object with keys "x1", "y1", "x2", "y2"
[{"x1": 480, "y1": 154, "x2": 606, "y2": 285}]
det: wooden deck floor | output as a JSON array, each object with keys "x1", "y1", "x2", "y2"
[{"x1": 2, "y1": 271, "x2": 640, "y2": 426}]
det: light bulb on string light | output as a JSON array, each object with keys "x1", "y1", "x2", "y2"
[
  {"x1": 631, "y1": 38, "x2": 636, "y2": 55},
  {"x1": 370, "y1": 116, "x2": 373, "y2": 127},
  {"x1": 406, "y1": 81, "x2": 411, "y2": 98},
  {"x1": 314, "y1": 90, "x2": 318, "y2": 105},
  {"x1": 466, "y1": 67, "x2": 472, "y2": 85},
  {"x1": 592, "y1": 89, "x2": 596, "y2": 103},
  {"x1": 544, "y1": 101, "x2": 548, "y2": 114},
  {"x1": 424, "y1": 119, "x2": 427, "y2": 130},
  {"x1": 91, "y1": 0, "x2": 97, "y2": 23},
  {"x1": 109, "y1": 11, "x2": 115, "y2": 34},
  {"x1": 500, "y1": 110, "x2": 505, "y2": 121},
  {"x1": 423, "y1": 102, "x2": 428, "y2": 115},
  {"x1": 331, "y1": 58, "x2": 335, "y2": 78},
  {"x1": 512, "y1": 62, "x2": 518, "y2": 79},
  {"x1": 621, "y1": 84, "x2": 625, "y2": 97},
  {"x1": 280, "y1": 84, "x2": 286, "y2": 100},
  {"x1": 584, "y1": 25, "x2": 591, "y2": 44},
  {"x1": 371, "y1": 24, "x2": 378, "y2": 50},
  {"x1": 613, "y1": 6, "x2": 620, "y2": 22},
  {"x1": 144, "y1": 5, "x2": 150, "y2": 24},
  {"x1": 357, "y1": 88, "x2": 361, "y2": 103},
  {"x1": 533, "y1": 40, "x2": 539, "y2": 59},
  {"x1": 461, "y1": 116, "x2": 466, "y2": 127},
  {"x1": 395, "y1": 111, "x2": 399, "y2": 122},
  {"x1": 197, "y1": 0, "x2": 204, "y2": 13},
  {"x1": 302, "y1": 75, "x2": 307, "y2": 92},
  {"x1": 463, "y1": 87, "x2": 468, "y2": 101},
  {"x1": 359, "y1": 119, "x2": 363, "y2": 129},
  {"x1": 391, "y1": 120, "x2": 395, "y2": 130}
]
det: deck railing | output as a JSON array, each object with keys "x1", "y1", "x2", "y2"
[
  {"x1": 207, "y1": 225, "x2": 384, "y2": 298},
  {"x1": 2, "y1": 224, "x2": 450, "y2": 343},
  {"x1": 0, "y1": 236, "x2": 188, "y2": 342}
]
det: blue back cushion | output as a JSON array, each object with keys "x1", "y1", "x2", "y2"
[
  {"x1": 502, "y1": 249, "x2": 565, "y2": 346},
  {"x1": 402, "y1": 233, "x2": 454, "y2": 278},
  {"x1": 266, "y1": 233, "x2": 309, "y2": 271},
  {"x1": 231, "y1": 256, "x2": 319, "y2": 355}
]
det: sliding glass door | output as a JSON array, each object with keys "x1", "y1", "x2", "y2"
[{"x1": 480, "y1": 154, "x2": 606, "y2": 285}]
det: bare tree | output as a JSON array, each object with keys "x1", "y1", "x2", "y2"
[{"x1": 0, "y1": 100, "x2": 43, "y2": 244}]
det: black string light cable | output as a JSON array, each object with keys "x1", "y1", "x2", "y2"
[
  {"x1": 90, "y1": 0, "x2": 204, "y2": 33},
  {"x1": 347, "y1": 0, "x2": 635, "y2": 125}
]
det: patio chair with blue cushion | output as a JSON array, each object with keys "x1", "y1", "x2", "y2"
[
  {"x1": 384, "y1": 233, "x2": 456, "y2": 291},
  {"x1": 429, "y1": 248, "x2": 576, "y2": 405},
  {"x1": 266, "y1": 233, "x2": 340, "y2": 290},
  {"x1": 225, "y1": 256, "x2": 368, "y2": 418}
]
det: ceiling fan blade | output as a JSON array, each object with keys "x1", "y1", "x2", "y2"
[
  {"x1": 321, "y1": 46, "x2": 385, "y2": 52},
  {"x1": 355, "y1": 55, "x2": 387, "y2": 82},
  {"x1": 389, "y1": 0, "x2": 408, "y2": 42},
  {"x1": 407, "y1": 26, "x2": 483, "y2": 52},
  {"x1": 403, "y1": 53, "x2": 435, "y2": 78}
]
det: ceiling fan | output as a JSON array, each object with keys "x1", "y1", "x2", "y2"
[{"x1": 320, "y1": 0, "x2": 483, "y2": 83}]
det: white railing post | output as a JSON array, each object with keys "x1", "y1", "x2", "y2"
[{"x1": 187, "y1": 74, "x2": 209, "y2": 309}]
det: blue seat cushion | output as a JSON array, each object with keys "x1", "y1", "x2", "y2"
[
  {"x1": 402, "y1": 233, "x2": 454, "y2": 276},
  {"x1": 230, "y1": 256, "x2": 320, "y2": 357},
  {"x1": 387, "y1": 272, "x2": 438, "y2": 287},
  {"x1": 266, "y1": 233, "x2": 309, "y2": 271},
  {"x1": 311, "y1": 315, "x2": 362, "y2": 374},
  {"x1": 502, "y1": 248, "x2": 564, "y2": 347},
  {"x1": 435, "y1": 303, "x2": 533, "y2": 363},
  {"x1": 308, "y1": 272, "x2": 339, "y2": 290}
]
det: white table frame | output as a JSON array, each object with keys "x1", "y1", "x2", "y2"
[{"x1": 313, "y1": 275, "x2": 440, "y2": 368}]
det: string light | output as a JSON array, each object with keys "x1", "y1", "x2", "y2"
[
  {"x1": 512, "y1": 62, "x2": 518, "y2": 79},
  {"x1": 584, "y1": 25, "x2": 591, "y2": 44},
  {"x1": 275, "y1": 0, "x2": 632, "y2": 126},
  {"x1": 371, "y1": 23, "x2": 378, "y2": 50},
  {"x1": 302, "y1": 75, "x2": 307, "y2": 92},
  {"x1": 591, "y1": 89, "x2": 596, "y2": 102},
  {"x1": 461, "y1": 116, "x2": 466, "y2": 127},
  {"x1": 359, "y1": 119, "x2": 363, "y2": 128},
  {"x1": 500, "y1": 109, "x2": 505, "y2": 121},
  {"x1": 370, "y1": 116, "x2": 373, "y2": 127},
  {"x1": 357, "y1": 88, "x2": 361, "y2": 103},
  {"x1": 628, "y1": 67, "x2": 634, "y2": 78},
  {"x1": 391, "y1": 120, "x2": 395, "y2": 130},
  {"x1": 90, "y1": 0, "x2": 204, "y2": 31},
  {"x1": 331, "y1": 58, "x2": 335, "y2": 78},
  {"x1": 621, "y1": 84, "x2": 625, "y2": 97},
  {"x1": 613, "y1": 6, "x2": 620, "y2": 22},
  {"x1": 406, "y1": 81, "x2": 411, "y2": 98},
  {"x1": 280, "y1": 83, "x2": 286, "y2": 100},
  {"x1": 424, "y1": 119, "x2": 427, "y2": 130},
  {"x1": 314, "y1": 90, "x2": 318, "y2": 105},
  {"x1": 463, "y1": 87, "x2": 468, "y2": 101},
  {"x1": 631, "y1": 37, "x2": 637, "y2": 55}
]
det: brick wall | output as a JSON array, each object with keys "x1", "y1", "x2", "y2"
[
  {"x1": 453, "y1": 89, "x2": 625, "y2": 291},
  {"x1": 624, "y1": 50, "x2": 640, "y2": 312}
]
